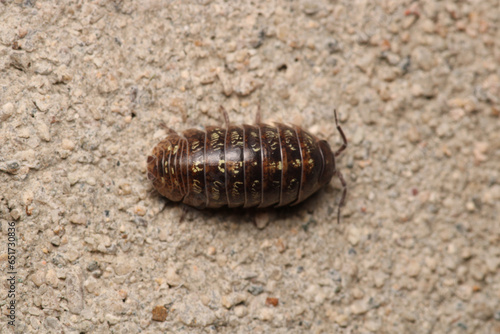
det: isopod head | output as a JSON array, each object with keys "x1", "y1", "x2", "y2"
[{"x1": 318, "y1": 139, "x2": 336, "y2": 186}]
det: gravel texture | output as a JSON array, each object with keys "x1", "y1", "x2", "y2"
[{"x1": 1, "y1": 1, "x2": 499, "y2": 333}]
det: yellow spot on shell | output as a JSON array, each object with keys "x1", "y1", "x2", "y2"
[
  {"x1": 277, "y1": 161, "x2": 282, "y2": 170},
  {"x1": 218, "y1": 160, "x2": 225, "y2": 173},
  {"x1": 192, "y1": 179, "x2": 202, "y2": 193},
  {"x1": 192, "y1": 161, "x2": 203, "y2": 173},
  {"x1": 211, "y1": 181, "x2": 221, "y2": 200},
  {"x1": 232, "y1": 182, "x2": 243, "y2": 196},
  {"x1": 210, "y1": 132, "x2": 221, "y2": 147},
  {"x1": 231, "y1": 131, "x2": 242, "y2": 145}
]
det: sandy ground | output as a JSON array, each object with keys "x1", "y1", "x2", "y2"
[{"x1": 1, "y1": 0, "x2": 499, "y2": 333}]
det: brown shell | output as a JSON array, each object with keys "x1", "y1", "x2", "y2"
[{"x1": 147, "y1": 121, "x2": 344, "y2": 211}]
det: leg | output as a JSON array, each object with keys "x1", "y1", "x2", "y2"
[
  {"x1": 255, "y1": 104, "x2": 261, "y2": 124},
  {"x1": 334, "y1": 109, "x2": 347, "y2": 157},
  {"x1": 159, "y1": 122, "x2": 177, "y2": 134},
  {"x1": 220, "y1": 106, "x2": 230, "y2": 128},
  {"x1": 336, "y1": 169, "x2": 347, "y2": 224},
  {"x1": 179, "y1": 204, "x2": 189, "y2": 223}
]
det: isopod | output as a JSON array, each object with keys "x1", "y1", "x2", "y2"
[{"x1": 147, "y1": 109, "x2": 347, "y2": 222}]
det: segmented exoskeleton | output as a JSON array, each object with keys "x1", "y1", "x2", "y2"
[{"x1": 147, "y1": 109, "x2": 347, "y2": 222}]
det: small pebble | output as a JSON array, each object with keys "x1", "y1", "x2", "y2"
[
  {"x1": 31, "y1": 270, "x2": 46, "y2": 287},
  {"x1": 234, "y1": 305, "x2": 248, "y2": 318},
  {"x1": 466, "y1": 201, "x2": 476, "y2": 212},
  {"x1": 61, "y1": 139, "x2": 75, "y2": 151},
  {"x1": 485, "y1": 257, "x2": 500, "y2": 273},
  {"x1": 351, "y1": 287, "x2": 364, "y2": 299},
  {"x1": 66, "y1": 269, "x2": 84, "y2": 314},
  {"x1": 471, "y1": 302, "x2": 494, "y2": 320},
  {"x1": 44, "y1": 317, "x2": 61, "y2": 331},
  {"x1": 373, "y1": 271, "x2": 388, "y2": 288},
  {"x1": 447, "y1": 97, "x2": 478, "y2": 113},
  {"x1": 0, "y1": 161, "x2": 20, "y2": 175},
  {"x1": 166, "y1": 267, "x2": 181, "y2": 287},
  {"x1": 217, "y1": 72, "x2": 233, "y2": 96},
  {"x1": 69, "y1": 214, "x2": 86, "y2": 225},
  {"x1": 302, "y1": 0, "x2": 320, "y2": 15},
  {"x1": 248, "y1": 285, "x2": 264, "y2": 296},
  {"x1": 84, "y1": 277, "x2": 100, "y2": 294},
  {"x1": 456, "y1": 285, "x2": 473, "y2": 301},
  {"x1": 265, "y1": 297, "x2": 279, "y2": 307},
  {"x1": 402, "y1": 310, "x2": 417, "y2": 322},
  {"x1": 114, "y1": 257, "x2": 134, "y2": 276},
  {"x1": 118, "y1": 289, "x2": 128, "y2": 301},
  {"x1": 473, "y1": 142, "x2": 488, "y2": 163},
  {"x1": 406, "y1": 260, "x2": 421, "y2": 277},
  {"x1": 206, "y1": 246, "x2": 216, "y2": 256},
  {"x1": 133, "y1": 205, "x2": 146, "y2": 216},
  {"x1": 10, "y1": 208, "x2": 21, "y2": 220},
  {"x1": 0, "y1": 102, "x2": 14, "y2": 121},
  {"x1": 152, "y1": 305, "x2": 168, "y2": 322},
  {"x1": 221, "y1": 292, "x2": 247, "y2": 309},
  {"x1": 233, "y1": 75, "x2": 262, "y2": 96},
  {"x1": 333, "y1": 313, "x2": 349, "y2": 327},
  {"x1": 199, "y1": 72, "x2": 216, "y2": 84},
  {"x1": 258, "y1": 308, "x2": 274, "y2": 321},
  {"x1": 350, "y1": 299, "x2": 370, "y2": 315},
  {"x1": 449, "y1": 108, "x2": 465, "y2": 120},
  {"x1": 158, "y1": 229, "x2": 169, "y2": 242},
  {"x1": 105, "y1": 314, "x2": 121, "y2": 325},
  {"x1": 355, "y1": 53, "x2": 374, "y2": 74},
  {"x1": 36, "y1": 119, "x2": 51, "y2": 141},
  {"x1": 347, "y1": 226, "x2": 361, "y2": 246},
  {"x1": 50, "y1": 236, "x2": 61, "y2": 247},
  {"x1": 407, "y1": 126, "x2": 421, "y2": 143},
  {"x1": 352, "y1": 127, "x2": 364, "y2": 145},
  {"x1": 412, "y1": 46, "x2": 435, "y2": 71},
  {"x1": 470, "y1": 260, "x2": 487, "y2": 281},
  {"x1": 275, "y1": 238, "x2": 287, "y2": 253},
  {"x1": 436, "y1": 123, "x2": 451, "y2": 138},
  {"x1": 119, "y1": 183, "x2": 132, "y2": 195},
  {"x1": 364, "y1": 319, "x2": 382, "y2": 331}
]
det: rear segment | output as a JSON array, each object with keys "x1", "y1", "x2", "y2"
[{"x1": 147, "y1": 134, "x2": 187, "y2": 202}]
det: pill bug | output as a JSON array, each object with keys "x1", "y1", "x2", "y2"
[{"x1": 147, "y1": 109, "x2": 347, "y2": 222}]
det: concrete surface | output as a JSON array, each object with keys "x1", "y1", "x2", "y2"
[{"x1": 1, "y1": 0, "x2": 499, "y2": 333}]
